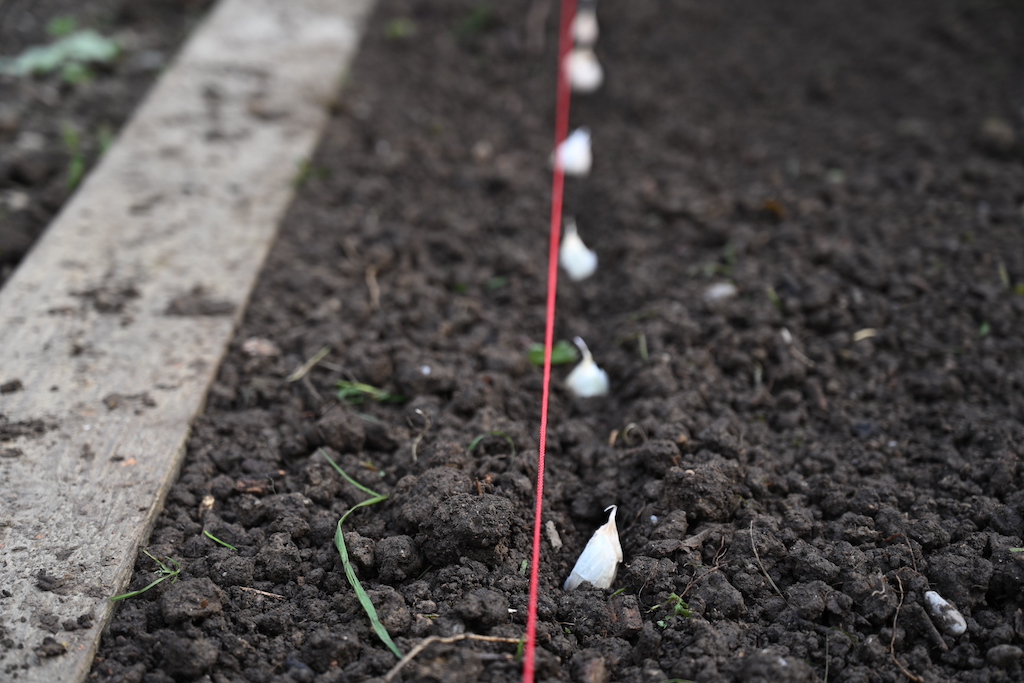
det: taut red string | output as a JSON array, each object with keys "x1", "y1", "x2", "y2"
[{"x1": 522, "y1": 0, "x2": 577, "y2": 680}]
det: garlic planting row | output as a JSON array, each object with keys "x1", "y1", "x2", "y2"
[{"x1": 556, "y1": 4, "x2": 622, "y2": 591}]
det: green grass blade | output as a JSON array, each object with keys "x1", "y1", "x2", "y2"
[
  {"x1": 335, "y1": 511, "x2": 402, "y2": 658},
  {"x1": 110, "y1": 574, "x2": 172, "y2": 601},
  {"x1": 325, "y1": 453, "x2": 402, "y2": 658},
  {"x1": 319, "y1": 448, "x2": 381, "y2": 498},
  {"x1": 203, "y1": 529, "x2": 238, "y2": 551}
]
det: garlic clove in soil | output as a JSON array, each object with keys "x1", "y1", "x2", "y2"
[
  {"x1": 559, "y1": 218, "x2": 598, "y2": 281},
  {"x1": 553, "y1": 127, "x2": 592, "y2": 177},
  {"x1": 565, "y1": 336, "x2": 609, "y2": 398},
  {"x1": 565, "y1": 47, "x2": 604, "y2": 94},
  {"x1": 924, "y1": 590, "x2": 967, "y2": 636},
  {"x1": 564, "y1": 505, "x2": 622, "y2": 590},
  {"x1": 571, "y1": 8, "x2": 599, "y2": 46}
]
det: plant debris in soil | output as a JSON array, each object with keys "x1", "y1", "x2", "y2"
[{"x1": 81, "y1": 0, "x2": 1024, "y2": 681}]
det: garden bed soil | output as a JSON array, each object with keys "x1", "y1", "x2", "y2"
[
  {"x1": 0, "y1": 0, "x2": 212, "y2": 288},
  {"x1": 82, "y1": 0, "x2": 1024, "y2": 681}
]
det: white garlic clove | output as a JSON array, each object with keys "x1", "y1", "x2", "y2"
[
  {"x1": 571, "y1": 8, "x2": 599, "y2": 46},
  {"x1": 565, "y1": 48, "x2": 603, "y2": 94},
  {"x1": 565, "y1": 336, "x2": 609, "y2": 397},
  {"x1": 559, "y1": 219, "x2": 598, "y2": 281},
  {"x1": 924, "y1": 590, "x2": 967, "y2": 636},
  {"x1": 564, "y1": 505, "x2": 622, "y2": 590},
  {"x1": 553, "y1": 127, "x2": 592, "y2": 177}
]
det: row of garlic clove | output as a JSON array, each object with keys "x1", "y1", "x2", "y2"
[
  {"x1": 567, "y1": 4, "x2": 603, "y2": 93},
  {"x1": 561, "y1": 5, "x2": 617, "y2": 591}
]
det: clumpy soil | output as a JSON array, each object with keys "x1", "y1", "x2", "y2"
[
  {"x1": 92, "y1": 0, "x2": 1024, "y2": 681},
  {"x1": 0, "y1": 0, "x2": 212, "y2": 287}
]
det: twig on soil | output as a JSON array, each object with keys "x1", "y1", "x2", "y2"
[
  {"x1": 365, "y1": 264, "x2": 381, "y2": 311},
  {"x1": 409, "y1": 408, "x2": 431, "y2": 462},
  {"x1": 890, "y1": 572, "x2": 925, "y2": 683},
  {"x1": 680, "y1": 534, "x2": 729, "y2": 598},
  {"x1": 749, "y1": 520, "x2": 785, "y2": 601},
  {"x1": 320, "y1": 449, "x2": 403, "y2": 658},
  {"x1": 524, "y1": 0, "x2": 552, "y2": 54},
  {"x1": 238, "y1": 586, "x2": 286, "y2": 599},
  {"x1": 286, "y1": 345, "x2": 331, "y2": 382},
  {"x1": 902, "y1": 534, "x2": 919, "y2": 573},
  {"x1": 468, "y1": 431, "x2": 516, "y2": 456},
  {"x1": 382, "y1": 634, "x2": 522, "y2": 682}
]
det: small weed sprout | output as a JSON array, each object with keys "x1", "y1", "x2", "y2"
[
  {"x1": 110, "y1": 549, "x2": 181, "y2": 601},
  {"x1": 0, "y1": 28, "x2": 119, "y2": 82},
  {"x1": 528, "y1": 339, "x2": 579, "y2": 366},
  {"x1": 336, "y1": 380, "x2": 406, "y2": 405},
  {"x1": 203, "y1": 529, "x2": 238, "y2": 551},
  {"x1": 385, "y1": 17, "x2": 417, "y2": 40},
  {"x1": 62, "y1": 124, "x2": 85, "y2": 190},
  {"x1": 320, "y1": 449, "x2": 403, "y2": 658},
  {"x1": 649, "y1": 593, "x2": 694, "y2": 620}
]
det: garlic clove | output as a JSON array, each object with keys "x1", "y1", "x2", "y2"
[
  {"x1": 565, "y1": 47, "x2": 603, "y2": 94},
  {"x1": 565, "y1": 336, "x2": 609, "y2": 397},
  {"x1": 553, "y1": 127, "x2": 592, "y2": 177},
  {"x1": 571, "y1": 8, "x2": 599, "y2": 46},
  {"x1": 924, "y1": 590, "x2": 967, "y2": 636},
  {"x1": 564, "y1": 505, "x2": 622, "y2": 590},
  {"x1": 559, "y1": 219, "x2": 598, "y2": 281}
]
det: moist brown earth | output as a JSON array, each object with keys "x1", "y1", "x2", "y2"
[
  {"x1": 79, "y1": 0, "x2": 1024, "y2": 681},
  {"x1": 0, "y1": 0, "x2": 212, "y2": 287}
]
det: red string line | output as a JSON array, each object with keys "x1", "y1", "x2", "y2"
[{"x1": 522, "y1": 0, "x2": 577, "y2": 680}]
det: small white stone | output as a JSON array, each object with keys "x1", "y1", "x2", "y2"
[
  {"x1": 242, "y1": 337, "x2": 281, "y2": 357},
  {"x1": 420, "y1": 365, "x2": 432, "y2": 376},
  {"x1": 780, "y1": 328, "x2": 793, "y2": 345},
  {"x1": 546, "y1": 520, "x2": 563, "y2": 549},
  {"x1": 703, "y1": 281, "x2": 738, "y2": 302},
  {"x1": 924, "y1": 590, "x2": 967, "y2": 636}
]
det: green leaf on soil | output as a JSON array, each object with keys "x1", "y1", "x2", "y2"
[
  {"x1": 385, "y1": 17, "x2": 417, "y2": 40},
  {"x1": 528, "y1": 339, "x2": 579, "y2": 366},
  {"x1": 336, "y1": 380, "x2": 406, "y2": 405},
  {"x1": 47, "y1": 16, "x2": 78, "y2": 38},
  {"x1": 0, "y1": 30, "x2": 119, "y2": 78},
  {"x1": 486, "y1": 275, "x2": 508, "y2": 290},
  {"x1": 321, "y1": 449, "x2": 403, "y2": 659},
  {"x1": 110, "y1": 550, "x2": 181, "y2": 601},
  {"x1": 455, "y1": 4, "x2": 497, "y2": 40},
  {"x1": 979, "y1": 321, "x2": 991, "y2": 337}
]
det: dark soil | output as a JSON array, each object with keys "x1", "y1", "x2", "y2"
[
  {"x1": 87, "y1": 0, "x2": 1024, "y2": 681},
  {"x1": 0, "y1": 0, "x2": 212, "y2": 287}
]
